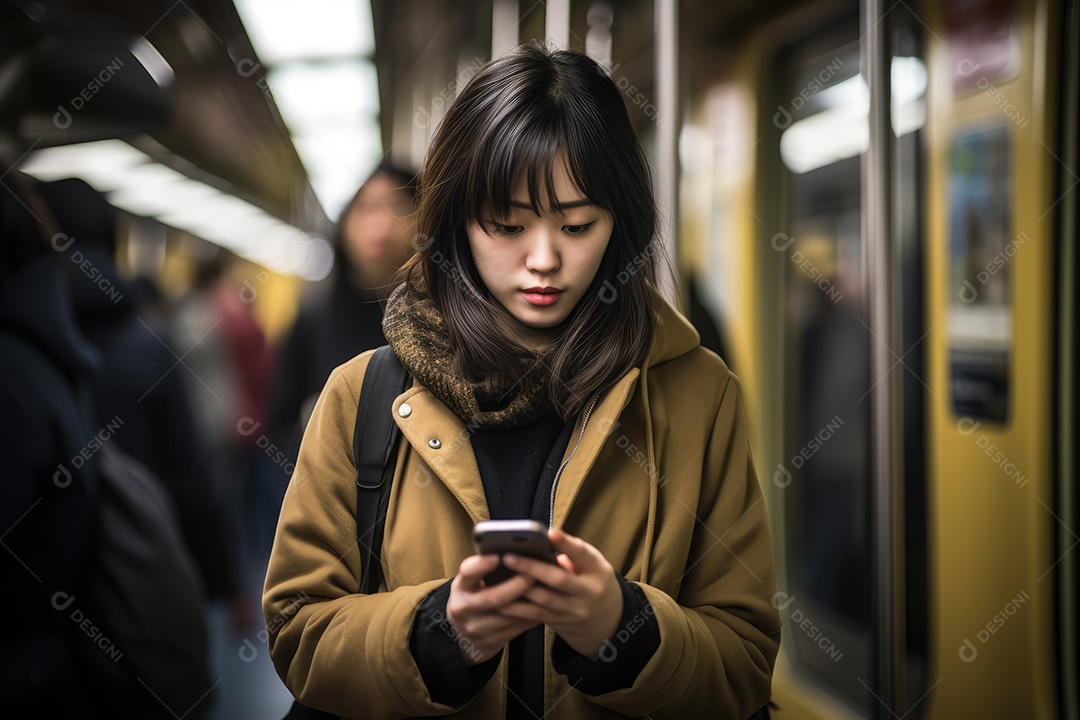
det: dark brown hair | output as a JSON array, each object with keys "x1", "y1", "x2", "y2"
[{"x1": 405, "y1": 40, "x2": 660, "y2": 420}]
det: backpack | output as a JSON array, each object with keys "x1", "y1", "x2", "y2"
[
  {"x1": 1, "y1": 324, "x2": 211, "y2": 718},
  {"x1": 74, "y1": 442, "x2": 212, "y2": 719},
  {"x1": 284, "y1": 345, "x2": 409, "y2": 720}
]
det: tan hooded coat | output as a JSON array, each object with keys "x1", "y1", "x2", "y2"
[{"x1": 263, "y1": 297, "x2": 781, "y2": 719}]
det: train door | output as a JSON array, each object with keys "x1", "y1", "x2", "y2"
[
  {"x1": 761, "y1": 0, "x2": 1074, "y2": 718},
  {"x1": 762, "y1": 5, "x2": 930, "y2": 719},
  {"x1": 922, "y1": 0, "x2": 1071, "y2": 717}
]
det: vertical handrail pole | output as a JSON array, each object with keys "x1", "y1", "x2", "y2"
[
  {"x1": 861, "y1": 0, "x2": 905, "y2": 717},
  {"x1": 655, "y1": 0, "x2": 679, "y2": 305},
  {"x1": 545, "y1": 0, "x2": 570, "y2": 49}
]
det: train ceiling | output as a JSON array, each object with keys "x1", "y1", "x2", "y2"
[
  {"x1": 44, "y1": 0, "x2": 323, "y2": 225},
  {"x1": 8, "y1": 0, "x2": 391, "y2": 278}
]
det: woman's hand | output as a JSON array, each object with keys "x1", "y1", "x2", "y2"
[
  {"x1": 497, "y1": 527, "x2": 624, "y2": 660},
  {"x1": 446, "y1": 554, "x2": 542, "y2": 666}
]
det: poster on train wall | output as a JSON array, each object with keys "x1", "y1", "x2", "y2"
[
  {"x1": 948, "y1": 125, "x2": 1013, "y2": 422},
  {"x1": 947, "y1": 0, "x2": 1020, "y2": 93}
]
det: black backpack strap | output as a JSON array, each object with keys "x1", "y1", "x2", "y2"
[
  {"x1": 282, "y1": 348, "x2": 407, "y2": 720},
  {"x1": 353, "y1": 345, "x2": 408, "y2": 595}
]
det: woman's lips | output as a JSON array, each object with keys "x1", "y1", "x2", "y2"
[{"x1": 522, "y1": 288, "x2": 562, "y2": 306}]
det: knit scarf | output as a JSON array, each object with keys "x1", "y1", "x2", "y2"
[{"x1": 382, "y1": 281, "x2": 553, "y2": 428}]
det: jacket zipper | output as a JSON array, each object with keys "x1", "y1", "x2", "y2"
[{"x1": 548, "y1": 395, "x2": 600, "y2": 528}]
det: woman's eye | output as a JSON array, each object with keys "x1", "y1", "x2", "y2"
[
  {"x1": 490, "y1": 223, "x2": 524, "y2": 235},
  {"x1": 564, "y1": 222, "x2": 596, "y2": 236}
]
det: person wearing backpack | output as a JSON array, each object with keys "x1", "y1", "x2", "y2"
[
  {"x1": 0, "y1": 173, "x2": 103, "y2": 719},
  {"x1": 263, "y1": 42, "x2": 781, "y2": 720},
  {"x1": 38, "y1": 177, "x2": 241, "y2": 609},
  {"x1": 0, "y1": 175, "x2": 212, "y2": 719}
]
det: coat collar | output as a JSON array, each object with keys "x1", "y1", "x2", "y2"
[
  {"x1": 389, "y1": 292, "x2": 698, "y2": 527},
  {"x1": 547, "y1": 367, "x2": 640, "y2": 528},
  {"x1": 392, "y1": 385, "x2": 488, "y2": 524}
]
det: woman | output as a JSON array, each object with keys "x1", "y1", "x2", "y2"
[
  {"x1": 263, "y1": 41, "x2": 780, "y2": 720},
  {"x1": 268, "y1": 163, "x2": 418, "y2": 463}
]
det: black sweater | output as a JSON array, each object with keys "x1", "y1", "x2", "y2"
[{"x1": 409, "y1": 410, "x2": 661, "y2": 717}]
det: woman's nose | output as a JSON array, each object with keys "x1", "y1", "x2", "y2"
[{"x1": 525, "y1": 229, "x2": 560, "y2": 274}]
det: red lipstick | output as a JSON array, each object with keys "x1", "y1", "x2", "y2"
[{"x1": 522, "y1": 287, "x2": 562, "y2": 306}]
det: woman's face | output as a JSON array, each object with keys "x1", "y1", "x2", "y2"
[
  {"x1": 466, "y1": 157, "x2": 612, "y2": 343},
  {"x1": 342, "y1": 173, "x2": 415, "y2": 289}
]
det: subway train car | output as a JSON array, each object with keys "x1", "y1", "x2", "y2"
[{"x1": 3, "y1": 1, "x2": 1076, "y2": 719}]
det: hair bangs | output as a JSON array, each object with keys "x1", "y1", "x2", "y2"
[{"x1": 464, "y1": 109, "x2": 600, "y2": 225}]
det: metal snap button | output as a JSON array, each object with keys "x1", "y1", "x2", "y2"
[
  {"x1": 398, "y1": 403, "x2": 412, "y2": 418},
  {"x1": 428, "y1": 438, "x2": 442, "y2": 449}
]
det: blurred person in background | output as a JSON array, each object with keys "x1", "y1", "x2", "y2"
[
  {"x1": 0, "y1": 174, "x2": 102, "y2": 716},
  {"x1": 172, "y1": 251, "x2": 277, "y2": 569},
  {"x1": 37, "y1": 178, "x2": 245, "y2": 622},
  {"x1": 686, "y1": 276, "x2": 731, "y2": 368},
  {"x1": 267, "y1": 164, "x2": 418, "y2": 463}
]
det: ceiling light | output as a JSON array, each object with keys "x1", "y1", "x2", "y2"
[{"x1": 18, "y1": 139, "x2": 333, "y2": 280}]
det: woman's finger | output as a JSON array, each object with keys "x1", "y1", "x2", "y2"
[
  {"x1": 469, "y1": 572, "x2": 535, "y2": 611},
  {"x1": 522, "y1": 583, "x2": 571, "y2": 614},
  {"x1": 457, "y1": 608, "x2": 535, "y2": 636},
  {"x1": 548, "y1": 527, "x2": 604, "y2": 573},
  {"x1": 502, "y1": 553, "x2": 578, "y2": 593},
  {"x1": 455, "y1": 554, "x2": 502, "y2": 591},
  {"x1": 498, "y1": 599, "x2": 549, "y2": 624}
]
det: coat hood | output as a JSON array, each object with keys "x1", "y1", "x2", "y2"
[
  {"x1": 0, "y1": 254, "x2": 100, "y2": 384},
  {"x1": 67, "y1": 244, "x2": 138, "y2": 332},
  {"x1": 644, "y1": 289, "x2": 702, "y2": 369}
]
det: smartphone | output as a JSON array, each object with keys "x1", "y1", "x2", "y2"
[{"x1": 473, "y1": 519, "x2": 558, "y2": 586}]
